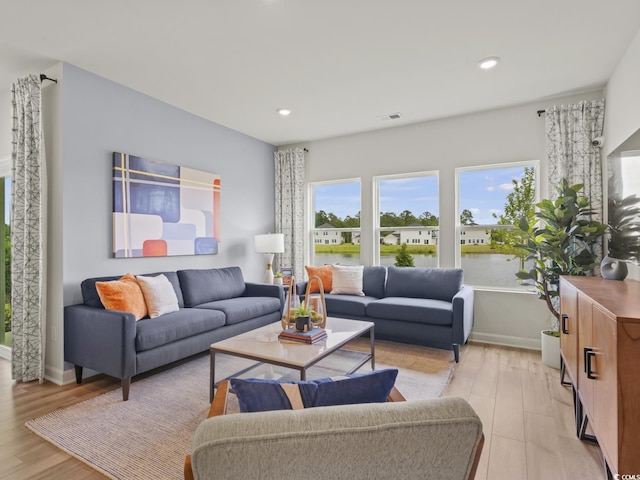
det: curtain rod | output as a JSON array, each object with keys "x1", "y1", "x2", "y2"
[
  {"x1": 537, "y1": 109, "x2": 546, "y2": 117},
  {"x1": 40, "y1": 74, "x2": 58, "y2": 84}
]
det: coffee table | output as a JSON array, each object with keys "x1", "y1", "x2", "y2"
[{"x1": 209, "y1": 317, "x2": 375, "y2": 401}]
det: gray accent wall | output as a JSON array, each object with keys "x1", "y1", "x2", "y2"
[{"x1": 46, "y1": 63, "x2": 275, "y2": 383}]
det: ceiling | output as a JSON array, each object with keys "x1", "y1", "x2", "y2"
[{"x1": 1, "y1": 1, "x2": 640, "y2": 147}]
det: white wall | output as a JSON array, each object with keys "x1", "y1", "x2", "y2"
[
  {"x1": 287, "y1": 91, "x2": 604, "y2": 349},
  {"x1": 44, "y1": 63, "x2": 276, "y2": 384},
  {"x1": 42, "y1": 63, "x2": 64, "y2": 380},
  {"x1": 604, "y1": 28, "x2": 640, "y2": 282},
  {"x1": 605, "y1": 28, "x2": 640, "y2": 158}
]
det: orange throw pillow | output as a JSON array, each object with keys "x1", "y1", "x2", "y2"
[
  {"x1": 96, "y1": 273, "x2": 148, "y2": 321},
  {"x1": 305, "y1": 265, "x2": 333, "y2": 293}
]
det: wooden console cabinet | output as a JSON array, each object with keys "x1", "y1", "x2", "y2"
[{"x1": 559, "y1": 276, "x2": 640, "y2": 477}]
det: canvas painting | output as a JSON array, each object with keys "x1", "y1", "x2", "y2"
[{"x1": 112, "y1": 152, "x2": 221, "y2": 258}]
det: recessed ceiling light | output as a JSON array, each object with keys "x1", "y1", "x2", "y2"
[
  {"x1": 277, "y1": 108, "x2": 291, "y2": 116},
  {"x1": 478, "y1": 56, "x2": 501, "y2": 70}
]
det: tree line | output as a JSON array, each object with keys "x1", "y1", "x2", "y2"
[{"x1": 316, "y1": 208, "x2": 479, "y2": 228}]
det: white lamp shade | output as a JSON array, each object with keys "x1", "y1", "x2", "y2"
[{"x1": 254, "y1": 233, "x2": 285, "y2": 253}]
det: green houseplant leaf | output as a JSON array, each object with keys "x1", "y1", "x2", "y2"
[{"x1": 516, "y1": 179, "x2": 606, "y2": 325}]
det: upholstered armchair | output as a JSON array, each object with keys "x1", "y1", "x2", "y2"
[{"x1": 185, "y1": 381, "x2": 484, "y2": 480}]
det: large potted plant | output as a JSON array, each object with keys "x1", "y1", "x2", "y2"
[{"x1": 516, "y1": 179, "x2": 607, "y2": 368}]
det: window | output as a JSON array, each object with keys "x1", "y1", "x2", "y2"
[
  {"x1": 374, "y1": 172, "x2": 439, "y2": 267},
  {"x1": 310, "y1": 180, "x2": 361, "y2": 266},
  {"x1": 456, "y1": 162, "x2": 538, "y2": 289}
]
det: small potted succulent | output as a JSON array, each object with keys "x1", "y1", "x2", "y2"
[
  {"x1": 291, "y1": 301, "x2": 314, "y2": 332},
  {"x1": 273, "y1": 271, "x2": 284, "y2": 285}
]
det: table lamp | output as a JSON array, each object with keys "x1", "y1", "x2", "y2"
[{"x1": 254, "y1": 233, "x2": 285, "y2": 284}]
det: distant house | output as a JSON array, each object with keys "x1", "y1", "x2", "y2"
[
  {"x1": 314, "y1": 223, "x2": 343, "y2": 245},
  {"x1": 460, "y1": 226, "x2": 490, "y2": 245},
  {"x1": 381, "y1": 233, "x2": 400, "y2": 245},
  {"x1": 400, "y1": 223, "x2": 439, "y2": 245},
  {"x1": 352, "y1": 232, "x2": 361, "y2": 245}
]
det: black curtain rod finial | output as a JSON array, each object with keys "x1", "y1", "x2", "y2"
[
  {"x1": 537, "y1": 109, "x2": 546, "y2": 117},
  {"x1": 40, "y1": 74, "x2": 58, "y2": 84}
]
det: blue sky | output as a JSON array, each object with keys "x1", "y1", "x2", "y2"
[
  {"x1": 379, "y1": 176, "x2": 439, "y2": 218},
  {"x1": 459, "y1": 166, "x2": 528, "y2": 224},
  {"x1": 315, "y1": 165, "x2": 530, "y2": 225},
  {"x1": 314, "y1": 182, "x2": 361, "y2": 219}
]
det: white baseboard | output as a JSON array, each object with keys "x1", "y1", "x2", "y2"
[
  {"x1": 0, "y1": 344, "x2": 10, "y2": 361},
  {"x1": 1, "y1": 350, "x2": 76, "y2": 386},
  {"x1": 44, "y1": 364, "x2": 66, "y2": 386},
  {"x1": 469, "y1": 332, "x2": 541, "y2": 351},
  {"x1": 59, "y1": 366, "x2": 100, "y2": 386}
]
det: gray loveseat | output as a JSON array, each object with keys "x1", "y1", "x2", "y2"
[
  {"x1": 299, "y1": 266, "x2": 474, "y2": 362},
  {"x1": 64, "y1": 267, "x2": 284, "y2": 400}
]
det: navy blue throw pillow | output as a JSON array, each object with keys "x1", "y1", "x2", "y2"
[{"x1": 229, "y1": 369, "x2": 398, "y2": 413}]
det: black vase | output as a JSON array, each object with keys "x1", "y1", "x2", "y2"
[{"x1": 295, "y1": 316, "x2": 311, "y2": 332}]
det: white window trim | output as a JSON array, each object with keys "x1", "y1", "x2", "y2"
[
  {"x1": 454, "y1": 160, "x2": 540, "y2": 291},
  {"x1": 373, "y1": 170, "x2": 439, "y2": 266},
  {"x1": 308, "y1": 178, "x2": 362, "y2": 266}
]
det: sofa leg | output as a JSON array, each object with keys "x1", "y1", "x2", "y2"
[
  {"x1": 122, "y1": 377, "x2": 131, "y2": 401},
  {"x1": 453, "y1": 344, "x2": 460, "y2": 363},
  {"x1": 74, "y1": 365, "x2": 83, "y2": 384}
]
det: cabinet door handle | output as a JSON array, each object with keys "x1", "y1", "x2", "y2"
[
  {"x1": 583, "y1": 347, "x2": 592, "y2": 373},
  {"x1": 585, "y1": 348, "x2": 596, "y2": 379},
  {"x1": 561, "y1": 313, "x2": 569, "y2": 334}
]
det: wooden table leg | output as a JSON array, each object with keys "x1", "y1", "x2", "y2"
[{"x1": 209, "y1": 349, "x2": 216, "y2": 403}]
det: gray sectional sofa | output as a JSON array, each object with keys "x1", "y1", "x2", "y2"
[
  {"x1": 299, "y1": 266, "x2": 474, "y2": 362},
  {"x1": 64, "y1": 267, "x2": 284, "y2": 400}
]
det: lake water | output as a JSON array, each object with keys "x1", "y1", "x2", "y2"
[{"x1": 314, "y1": 253, "x2": 532, "y2": 289}]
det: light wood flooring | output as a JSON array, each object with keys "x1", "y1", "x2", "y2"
[{"x1": 0, "y1": 342, "x2": 605, "y2": 479}]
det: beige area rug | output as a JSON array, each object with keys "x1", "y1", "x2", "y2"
[{"x1": 26, "y1": 345, "x2": 454, "y2": 480}]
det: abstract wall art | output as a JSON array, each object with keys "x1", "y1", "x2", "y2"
[{"x1": 112, "y1": 152, "x2": 221, "y2": 258}]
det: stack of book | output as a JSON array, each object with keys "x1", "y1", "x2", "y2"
[{"x1": 278, "y1": 327, "x2": 327, "y2": 344}]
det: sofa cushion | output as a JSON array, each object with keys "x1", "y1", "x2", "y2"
[
  {"x1": 95, "y1": 273, "x2": 148, "y2": 321},
  {"x1": 331, "y1": 265, "x2": 364, "y2": 296},
  {"x1": 81, "y1": 271, "x2": 184, "y2": 309},
  {"x1": 135, "y1": 308, "x2": 226, "y2": 352},
  {"x1": 366, "y1": 297, "x2": 454, "y2": 326},
  {"x1": 324, "y1": 295, "x2": 378, "y2": 317},
  {"x1": 305, "y1": 265, "x2": 333, "y2": 293},
  {"x1": 136, "y1": 274, "x2": 180, "y2": 318},
  {"x1": 385, "y1": 266, "x2": 463, "y2": 301},
  {"x1": 178, "y1": 267, "x2": 245, "y2": 307},
  {"x1": 194, "y1": 297, "x2": 281, "y2": 325},
  {"x1": 230, "y1": 369, "x2": 398, "y2": 412},
  {"x1": 363, "y1": 266, "x2": 387, "y2": 298}
]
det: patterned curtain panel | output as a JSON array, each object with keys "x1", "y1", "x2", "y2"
[
  {"x1": 546, "y1": 99, "x2": 606, "y2": 223},
  {"x1": 274, "y1": 148, "x2": 305, "y2": 279},
  {"x1": 11, "y1": 75, "x2": 47, "y2": 382}
]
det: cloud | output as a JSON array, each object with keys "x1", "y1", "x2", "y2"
[
  {"x1": 470, "y1": 208, "x2": 480, "y2": 214},
  {"x1": 498, "y1": 183, "x2": 514, "y2": 191},
  {"x1": 486, "y1": 186, "x2": 494, "y2": 192}
]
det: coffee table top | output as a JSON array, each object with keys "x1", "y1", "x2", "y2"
[{"x1": 210, "y1": 317, "x2": 373, "y2": 369}]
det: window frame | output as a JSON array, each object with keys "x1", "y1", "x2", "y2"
[
  {"x1": 308, "y1": 178, "x2": 362, "y2": 266},
  {"x1": 454, "y1": 160, "x2": 540, "y2": 291},
  {"x1": 373, "y1": 170, "x2": 440, "y2": 267}
]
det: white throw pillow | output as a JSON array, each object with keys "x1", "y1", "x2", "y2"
[
  {"x1": 136, "y1": 274, "x2": 180, "y2": 318},
  {"x1": 330, "y1": 265, "x2": 365, "y2": 296}
]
